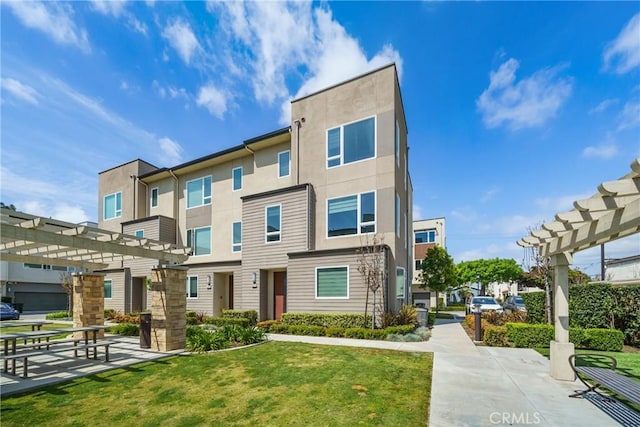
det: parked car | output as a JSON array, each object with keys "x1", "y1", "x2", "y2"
[
  {"x1": 503, "y1": 295, "x2": 527, "y2": 313},
  {"x1": 465, "y1": 296, "x2": 504, "y2": 315},
  {"x1": 0, "y1": 302, "x2": 20, "y2": 321}
]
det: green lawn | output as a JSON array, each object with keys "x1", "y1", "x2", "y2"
[
  {"x1": 1, "y1": 342, "x2": 432, "y2": 426},
  {"x1": 535, "y1": 347, "x2": 640, "y2": 382}
]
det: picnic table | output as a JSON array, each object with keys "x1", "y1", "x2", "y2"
[{"x1": 0, "y1": 321, "x2": 48, "y2": 331}]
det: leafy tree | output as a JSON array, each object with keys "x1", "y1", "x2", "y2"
[
  {"x1": 419, "y1": 246, "x2": 457, "y2": 314},
  {"x1": 356, "y1": 234, "x2": 385, "y2": 328},
  {"x1": 0, "y1": 202, "x2": 16, "y2": 211},
  {"x1": 456, "y1": 258, "x2": 522, "y2": 296},
  {"x1": 60, "y1": 272, "x2": 73, "y2": 315}
]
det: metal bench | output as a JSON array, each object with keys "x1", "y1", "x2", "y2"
[{"x1": 569, "y1": 353, "x2": 640, "y2": 405}]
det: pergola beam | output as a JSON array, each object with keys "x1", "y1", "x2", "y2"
[{"x1": 0, "y1": 253, "x2": 108, "y2": 270}]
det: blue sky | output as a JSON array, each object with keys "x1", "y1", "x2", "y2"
[{"x1": 1, "y1": 1, "x2": 639, "y2": 277}]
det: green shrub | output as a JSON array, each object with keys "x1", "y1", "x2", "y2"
[
  {"x1": 256, "y1": 320, "x2": 280, "y2": 332},
  {"x1": 427, "y1": 312, "x2": 436, "y2": 326},
  {"x1": 280, "y1": 312, "x2": 370, "y2": 328},
  {"x1": 344, "y1": 328, "x2": 367, "y2": 339},
  {"x1": 108, "y1": 323, "x2": 140, "y2": 336},
  {"x1": 506, "y1": 323, "x2": 554, "y2": 348},
  {"x1": 569, "y1": 283, "x2": 612, "y2": 329},
  {"x1": 569, "y1": 328, "x2": 588, "y2": 349},
  {"x1": 385, "y1": 325, "x2": 415, "y2": 335},
  {"x1": 185, "y1": 326, "x2": 229, "y2": 352},
  {"x1": 520, "y1": 292, "x2": 546, "y2": 324},
  {"x1": 363, "y1": 329, "x2": 388, "y2": 340},
  {"x1": 269, "y1": 323, "x2": 290, "y2": 334},
  {"x1": 483, "y1": 326, "x2": 509, "y2": 347},
  {"x1": 414, "y1": 327, "x2": 431, "y2": 341},
  {"x1": 325, "y1": 327, "x2": 345, "y2": 337},
  {"x1": 611, "y1": 286, "x2": 640, "y2": 347},
  {"x1": 222, "y1": 310, "x2": 258, "y2": 326},
  {"x1": 238, "y1": 326, "x2": 266, "y2": 345},
  {"x1": 45, "y1": 311, "x2": 71, "y2": 320},
  {"x1": 104, "y1": 308, "x2": 116, "y2": 319},
  {"x1": 204, "y1": 317, "x2": 250, "y2": 327},
  {"x1": 395, "y1": 305, "x2": 418, "y2": 325},
  {"x1": 584, "y1": 328, "x2": 624, "y2": 352}
]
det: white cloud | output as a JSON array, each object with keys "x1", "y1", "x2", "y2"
[
  {"x1": 90, "y1": 0, "x2": 127, "y2": 17},
  {"x1": 5, "y1": 1, "x2": 90, "y2": 53},
  {"x1": 603, "y1": 13, "x2": 640, "y2": 74},
  {"x1": 534, "y1": 192, "x2": 591, "y2": 212},
  {"x1": 451, "y1": 208, "x2": 477, "y2": 223},
  {"x1": 589, "y1": 98, "x2": 619, "y2": 115},
  {"x1": 162, "y1": 18, "x2": 200, "y2": 65},
  {"x1": 413, "y1": 204, "x2": 424, "y2": 221},
  {"x1": 476, "y1": 58, "x2": 573, "y2": 130},
  {"x1": 1, "y1": 78, "x2": 39, "y2": 105},
  {"x1": 480, "y1": 187, "x2": 499, "y2": 203},
  {"x1": 582, "y1": 144, "x2": 618, "y2": 159},
  {"x1": 152, "y1": 80, "x2": 166, "y2": 98},
  {"x1": 196, "y1": 83, "x2": 227, "y2": 119},
  {"x1": 618, "y1": 101, "x2": 640, "y2": 130},
  {"x1": 158, "y1": 137, "x2": 183, "y2": 165}
]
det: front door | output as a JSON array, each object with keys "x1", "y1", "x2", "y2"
[
  {"x1": 274, "y1": 272, "x2": 286, "y2": 321},
  {"x1": 228, "y1": 275, "x2": 234, "y2": 309}
]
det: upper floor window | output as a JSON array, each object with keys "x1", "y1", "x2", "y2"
[
  {"x1": 104, "y1": 192, "x2": 122, "y2": 220},
  {"x1": 327, "y1": 191, "x2": 375, "y2": 238},
  {"x1": 232, "y1": 167, "x2": 243, "y2": 191},
  {"x1": 232, "y1": 221, "x2": 242, "y2": 252},
  {"x1": 104, "y1": 279, "x2": 113, "y2": 299},
  {"x1": 23, "y1": 263, "x2": 68, "y2": 271},
  {"x1": 186, "y1": 276, "x2": 198, "y2": 298},
  {"x1": 395, "y1": 120, "x2": 400, "y2": 166},
  {"x1": 135, "y1": 230, "x2": 144, "y2": 238},
  {"x1": 396, "y1": 267, "x2": 405, "y2": 299},
  {"x1": 278, "y1": 150, "x2": 290, "y2": 178},
  {"x1": 186, "y1": 176, "x2": 212, "y2": 208},
  {"x1": 395, "y1": 193, "x2": 401, "y2": 237},
  {"x1": 415, "y1": 230, "x2": 436, "y2": 244},
  {"x1": 187, "y1": 226, "x2": 211, "y2": 256},
  {"x1": 266, "y1": 205, "x2": 281, "y2": 243},
  {"x1": 327, "y1": 116, "x2": 375, "y2": 168},
  {"x1": 151, "y1": 187, "x2": 159, "y2": 208},
  {"x1": 415, "y1": 259, "x2": 423, "y2": 271}
]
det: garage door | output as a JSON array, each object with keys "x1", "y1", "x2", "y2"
[{"x1": 14, "y1": 292, "x2": 68, "y2": 311}]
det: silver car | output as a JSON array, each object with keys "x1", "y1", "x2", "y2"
[
  {"x1": 465, "y1": 296, "x2": 504, "y2": 315},
  {"x1": 503, "y1": 295, "x2": 527, "y2": 313}
]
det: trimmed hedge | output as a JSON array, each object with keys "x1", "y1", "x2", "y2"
[
  {"x1": 584, "y1": 328, "x2": 624, "y2": 352},
  {"x1": 611, "y1": 286, "x2": 640, "y2": 347},
  {"x1": 204, "y1": 317, "x2": 250, "y2": 327},
  {"x1": 108, "y1": 323, "x2": 140, "y2": 336},
  {"x1": 502, "y1": 323, "x2": 624, "y2": 351},
  {"x1": 483, "y1": 326, "x2": 509, "y2": 347},
  {"x1": 222, "y1": 309, "x2": 258, "y2": 326},
  {"x1": 506, "y1": 323, "x2": 554, "y2": 348},
  {"x1": 428, "y1": 313, "x2": 436, "y2": 326},
  {"x1": 268, "y1": 323, "x2": 418, "y2": 341},
  {"x1": 520, "y1": 292, "x2": 546, "y2": 324},
  {"x1": 569, "y1": 283, "x2": 612, "y2": 329},
  {"x1": 45, "y1": 311, "x2": 71, "y2": 320},
  {"x1": 280, "y1": 312, "x2": 370, "y2": 328}
]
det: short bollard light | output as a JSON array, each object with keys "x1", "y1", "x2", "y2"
[{"x1": 473, "y1": 304, "x2": 482, "y2": 341}]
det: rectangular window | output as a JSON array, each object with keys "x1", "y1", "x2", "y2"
[
  {"x1": 404, "y1": 152, "x2": 407, "y2": 191},
  {"x1": 395, "y1": 193, "x2": 401, "y2": 237},
  {"x1": 232, "y1": 221, "x2": 242, "y2": 252},
  {"x1": 265, "y1": 205, "x2": 281, "y2": 242},
  {"x1": 187, "y1": 226, "x2": 211, "y2": 256},
  {"x1": 404, "y1": 212, "x2": 408, "y2": 249},
  {"x1": 316, "y1": 266, "x2": 349, "y2": 299},
  {"x1": 151, "y1": 187, "x2": 159, "y2": 208},
  {"x1": 135, "y1": 230, "x2": 144, "y2": 238},
  {"x1": 186, "y1": 176, "x2": 212, "y2": 208},
  {"x1": 327, "y1": 191, "x2": 375, "y2": 237},
  {"x1": 415, "y1": 259, "x2": 422, "y2": 271},
  {"x1": 104, "y1": 279, "x2": 112, "y2": 299},
  {"x1": 232, "y1": 167, "x2": 243, "y2": 191},
  {"x1": 278, "y1": 150, "x2": 290, "y2": 178},
  {"x1": 103, "y1": 192, "x2": 122, "y2": 220},
  {"x1": 187, "y1": 276, "x2": 198, "y2": 298},
  {"x1": 326, "y1": 116, "x2": 375, "y2": 168},
  {"x1": 415, "y1": 230, "x2": 436, "y2": 244},
  {"x1": 396, "y1": 267, "x2": 405, "y2": 299},
  {"x1": 395, "y1": 120, "x2": 400, "y2": 166}
]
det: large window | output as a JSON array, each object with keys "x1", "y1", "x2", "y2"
[
  {"x1": 396, "y1": 267, "x2": 405, "y2": 299},
  {"x1": 278, "y1": 150, "x2": 290, "y2": 178},
  {"x1": 186, "y1": 176, "x2": 212, "y2": 208},
  {"x1": 327, "y1": 116, "x2": 375, "y2": 168},
  {"x1": 395, "y1": 120, "x2": 400, "y2": 166},
  {"x1": 415, "y1": 230, "x2": 436, "y2": 244},
  {"x1": 187, "y1": 226, "x2": 211, "y2": 256},
  {"x1": 232, "y1": 221, "x2": 242, "y2": 252},
  {"x1": 151, "y1": 187, "x2": 159, "y2": 208},
  {"x1": 135, "y1": 230, "x2": 144, "y2": 238},
  {"x1": 316, "y1": 266, "x2": 349, "y2": 298},
  {"x1": 395, "y1": 193, "x2": 401, "y2": 237},
  {"x1": 104, "y1": 279, "x2": 112, "y2": 299},
  {"x1": 103, "y1": 192, "x2": 122, "y2": 220},
  {"x1": 327, "y1": 191, "x2": 375, "y2": 237},
  {"x1": 187, "y1": 276, "x2": 198, "y2": 298},
  {"x1": 24, "y1": 264, "x2": 74, "y2": 272},
  {"x1": 266, "y1": 205, "x2": 281, "y2": 242},
  {"x1": 232, "y1": 167, "x2": 243, "y2": 191}
]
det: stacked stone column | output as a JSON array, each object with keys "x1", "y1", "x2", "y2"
[
  {"x1": 150, "y1": 266, "x2": 187, "y2": 351},
  {"x1": 72, "y1": 273, "x2": 105, "y2": 339}
]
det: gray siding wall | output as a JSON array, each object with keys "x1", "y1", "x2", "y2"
[
  {"x1": 182, "y1": 263, "x2": 240, "y2": 316},
  {"x1": 103, "y1": 270, "x2": 128, "y2": 312}
]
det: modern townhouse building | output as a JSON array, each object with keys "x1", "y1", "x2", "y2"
[
  {"x1": 411, "y1": 217, "x2": 446, "y2": 309},
  {"x1": 97, "y1": 64, "x2": 412, "y2": 321}
]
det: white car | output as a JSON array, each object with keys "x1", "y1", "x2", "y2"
[{"x1": 465, "y1": 296, "x2": 504, "y2": 315}]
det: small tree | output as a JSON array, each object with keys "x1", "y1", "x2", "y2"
[
  {"x1": 60, "y1": 272, "x2": 73, "y2": 315},
  {"x1": 356, "y1": 234, "x2": 385, "y2": 328},
  {"x1": 419, "y1": 246, "x2": 457, "y2": 314}
]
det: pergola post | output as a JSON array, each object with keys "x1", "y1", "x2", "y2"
[
  {"x1": 150, "y1": 266, "x2": 187, "y2": 351},
  {"x1": 549, "y1": 252, "x2": 575, "y2": 381},
  {"x1": 72, "y1": 272, "x2": 105, "y2": 339}
]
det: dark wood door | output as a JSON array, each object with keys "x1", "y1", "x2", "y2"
[
  {"x1": 274, "y1": 272, "x2": 286, "y2": 321},
  {"x1": 228, "y1": 275, "x2": 234, "y2": 309}
]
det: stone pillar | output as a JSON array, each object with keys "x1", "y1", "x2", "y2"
[
  {"x1": 72, "y1": 273, "x2": 105, "y2": 339},
  {"x1": 150, "y1": 266, "x2": 187, "y2": 351},
  {"x1": 549, "y1": 252, "x2": 575, "y2": 381}
]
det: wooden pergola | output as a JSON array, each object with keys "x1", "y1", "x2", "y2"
[{"x1": 518, "y1": 157, "x2": 640, "y2": 380}]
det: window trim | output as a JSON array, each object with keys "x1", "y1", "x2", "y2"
[
  {"x1": 104, "y1": 279, "x2": 113, "y2": 299},
  {"x1": 186, "y1": 175, "x2": 212, "y2": 209},
  {"x1": 265, "y1": 204, "x2": 282, "y2": 244},
  {"x1": 396, "y1": 267, "x2": 406, "y2": 299},
  {"x1": 186, "y1": 276, "x2": 198, "y2": 299},
  {"x1": 415, "y1": 229, "x2": 436, "y2": 244},
  {"x1": 103, "y1": 191, "x2": 122, "y2": 221},
  {"x1": 232, "y1": 166, "x2": 243, "y2": 191},
  {"x1": 150, "y1": 187, "x2": 159, "y2": 208},
  {"x1": 135, "y1": 230, "x2": 144, "y2": 238},
  {"x1": 186, "y1": 226, "x2": 212, "y2": 256},
  {"x1": 326, "y1": 191, "x2": 376, "y2": 239},
  {"x1": 232, "y1": 221, "x2": 242, "y2": 253},
  {"x1": 315, "y1": 265, "x2": 349, "y2": 299},
  {"x1": 278, "y1": 150, "x2": 290, "y2": 178},
  {"x1": 325, "y1": 115, "x2": 377, "y2": 169}
]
